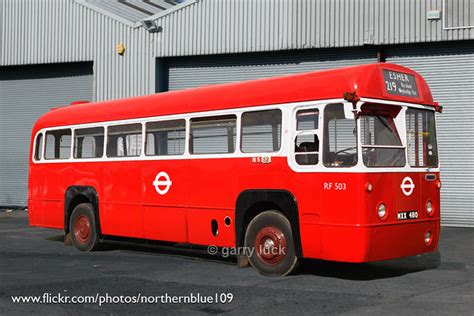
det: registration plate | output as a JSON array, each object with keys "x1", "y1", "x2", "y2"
[{"x1": 397, "y1": 211, "x2": 418, "y2": 220}]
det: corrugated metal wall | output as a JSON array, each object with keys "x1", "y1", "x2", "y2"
[
  {"x1": 166, "y1": 47, "x2": 377, "y2": 91},
  {"x1": 1, "y1": 0, "x2": 474, "y2": 101},
  {"x1": 0, "y1": 63, "x2": 93, "y2": 206},
  {"x1": 445, "y1": 0, "x2": 474, "y2": 29},
  {"x1": 154, "y1": 0, "x2": 474, "y2": 57},
  {"x1": 0, "y1": 0, "x2": 154, "y2": 101},
  {"x1": 386, "y1": 42, "x2": 474, "y2": 227}
]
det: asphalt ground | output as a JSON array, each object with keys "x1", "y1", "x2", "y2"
[{"x1": 0, "y1": 210, "x2": 473, "y2": 315}]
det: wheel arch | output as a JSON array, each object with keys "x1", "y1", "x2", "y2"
[
  {"x1": 64, "y1": 186, "x2": 101, "y2": 235},
  {"x1": 235, "y1": 189, "x2": 303, "y2": 258}
]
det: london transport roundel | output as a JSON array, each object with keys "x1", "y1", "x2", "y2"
[
  {"x1": 400, "y1": 176, "x2": 415, "y2": 196},
  {"x1": 153, "y1": 171, "x2": 172, "y2": 195}
]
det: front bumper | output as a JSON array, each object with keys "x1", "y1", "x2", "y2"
[{"x1": 315, "y1": 219, "x2": 440, "y2": 262}]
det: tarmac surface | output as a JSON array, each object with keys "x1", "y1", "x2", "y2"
[{"x1": 0, "y1": 210, "x2": 473, "y2": 315}]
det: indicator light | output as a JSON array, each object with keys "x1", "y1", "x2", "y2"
[{"x1": 365, "y1": 182, "x2": 373, "y2": 193}]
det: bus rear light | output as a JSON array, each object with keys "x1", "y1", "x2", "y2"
[
  {"x1": 424, "y1": 230, "x2": 433, "y2": 245},
  {"x1": 377, "y1": 203, "x2": 387, "y2": 220},
  {"x1": 365, "y1": 182, "x2": 373, "y2": 193},
  {"x1": 426, "y1": 200, "x2": 434, "y2": 216}
]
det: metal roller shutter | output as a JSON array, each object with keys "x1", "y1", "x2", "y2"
[
  {"x1": 386, "y1": 42, "x2": 474, "y2": 227},
  {"x1": 164, "y1": 47, "x2": 377, "y2": 91},
  {"x1": 0, "y1": 62, "x2": 93, "y2": 207}
]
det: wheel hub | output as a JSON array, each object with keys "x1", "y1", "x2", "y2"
[
  {"x1": 74, "y1": 215, "x2": 91, "y2": 243},
  {"x1": 254, "y1": 226, "x2": 287, "y2": 265}
]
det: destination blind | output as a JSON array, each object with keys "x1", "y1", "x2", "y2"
[{"x1": 383, "y1": 69, "x2": 419, "y2": 98}]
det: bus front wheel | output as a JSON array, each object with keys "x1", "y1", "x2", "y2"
[
  {"x1": 69, "y1": 203, "x2": 100, "y2": 252},
  {"x1": 244, "y1": 210, "x2": 298, "y2": 276}
]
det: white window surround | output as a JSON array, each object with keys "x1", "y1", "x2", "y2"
[{"x1": 31, "y1": 98, "x2": 439, "y2": 173}]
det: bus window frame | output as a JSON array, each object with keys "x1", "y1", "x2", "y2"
[
  {"x1": 189, "y1": 114, "x2": 238, "y2": 155},
  {"x1": 358, "y1": 103, "x2": 407, "y2": 168},
  {"x1": 31, "y1": 103, "x2": 288, "y2": 163},
  {"x1": 358, "y1": 98, "x2": 439, "y2": 172},
  {"x1": 106, "y1": 123, "x2": 144, "y2": 158},
  {"x1": 405, "y1": 107, "x2": 439, "y2": 168},
  {"x1": 322, "y1": 103, "x2": 359, "y2": 169},
  {"x1": 145, "y1": 119, "x2": 186, "y2": 157},
  {"x1": 30, "y1": 98, "x2": 439, "y2": 174},
  {"x1": 43, "y1": 128, "x2": 73, "y2": 161},
  {"x1": 240, "y1": 109, "x2": 283, "y2": 154},
  {"x1": 288, "y1": 104, "x2": 323, "y2": 171},
  {"x1": 73, "y1": 126, "x2": 106, "y2": 159}
]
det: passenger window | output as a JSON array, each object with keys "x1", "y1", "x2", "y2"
[
  {"x1": 297, "y1": 108, "x2": 319, "y2": 130},
  {"x1": 45, "y1": 129, "x2": 72, "y2": 160},
  {"x1": 34, "y1": 133, "x2": 43, "y2": 160},
  {"x1": 323, "y1": 103, "x2": 357, "y2": 167},
  {"x1": 241, "y1": 109, "x2": 282, "y2": 153},
  {"x1": 74, "y1": 127, "x2": 104, "y2": 159},
  {"x1": 190, "y1": 115, "x2": 236, "y2": 154},
  {"x1": 294, "y1": 109, "x2": 319, "y2": 165},
  {"x1": 146, "y1": 119, "x2": 185, "y2": 156},
  {"x1": 107, "y1": 124, "x2": 142, "y2": 157}
]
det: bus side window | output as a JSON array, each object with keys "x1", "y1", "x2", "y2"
[
  {"x1": 45, "y1": 129, "x2": 72, "y2": 160},
  {"x1": 294, "y1": 108, "x2": 319, "y2": 165},
  {"x1": 145, "y1": 119, "x2": 186, "y2": 156},
  {"x1": 107, "y1": 124, "x2": 142, "y2": 158},
  {"x1": 74, "y1": 127, "x2": 104, "y2": 159},
  {"x1": 190, "y1": 115, "x2": 236, "y2": 154},
  {"x1": 34, "y1": 133, "x2": 43, "y2": 160},
  {"x1": 323, "y1": 103, "x2": 357, "y2": 167},
  {"x1": 241, "y1": 109, "x2": 282, "y2": 153}
]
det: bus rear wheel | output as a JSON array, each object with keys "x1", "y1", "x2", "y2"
[
  {"x1": 69, "y1": 203, "x2": 100, "y2": 252},
  {"x1": 244, "y1": 210, "x2": 298, "y2": 276}
]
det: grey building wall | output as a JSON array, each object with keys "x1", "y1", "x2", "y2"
[
  {"x1": 0, "y1": 0, "x2": 155, "y2": 101},
  {"x1": 0, "y1": 63, "x2": 93, "y2": 206},
  {"x1": 153, "y1": 0, "x2": 474, "y2": 57},
  {"x1": 165, "y1": 47, "x2": 378, "y2": 90},
  {"x1": 1, "y1": 0, "x2": 474, "y2": 101}
]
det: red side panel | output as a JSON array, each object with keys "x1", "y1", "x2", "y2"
[
  {"x1": 38, "y1": 163, "x2": 72, "y2": 229},
  {"x1": 187, "y1": 208, "x2": 235, "y2": 247},
  {"x1": 142, "y1": 160, "x2": 188, "y2": 243},
  {"x1": 102, "y1": 162, "x2": 143, "y2": 238}
]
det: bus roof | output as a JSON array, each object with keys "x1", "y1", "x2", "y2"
[{"x1": 34, "y1": 63, "x2": 435, "y2": 130}]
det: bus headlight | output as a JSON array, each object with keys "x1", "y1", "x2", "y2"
[
  {"x1": 426, "y1": 200, "x2": 433, "y2": 215},
  {"x1": 377, "y1": 203, "x2": 387, "y2": 220}
]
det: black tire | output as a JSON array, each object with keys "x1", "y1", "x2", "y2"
[
  {"x1": 244, "y1": 210, "x2": 298, "y2": 276},
  {"x1": 69, "y1": 203, "x2": 100, "y2": 252}
]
